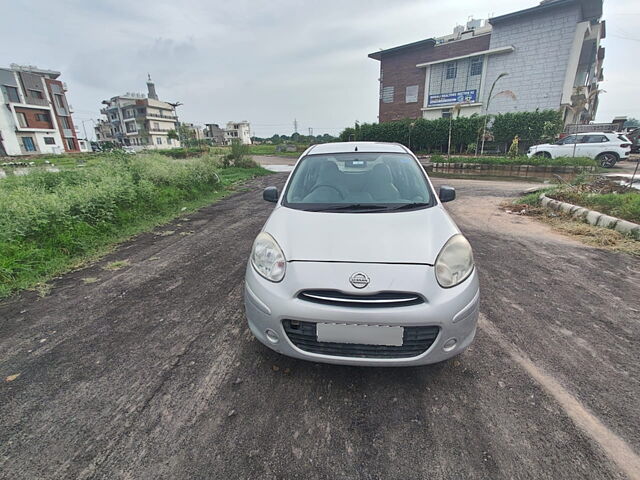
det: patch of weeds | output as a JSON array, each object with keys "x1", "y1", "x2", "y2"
[
  {"x1": 542, "y1": 214, "x2": 640, "y2": 255},
  {"x1": 33, "y1": 282, "x2": 52, "y2": 297},
  {"x1": 104, "y1": 260, "x2": 130, "y2": 271}
]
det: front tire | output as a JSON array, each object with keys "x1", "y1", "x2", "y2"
[
  {"x1": 596, "y1": 152, "x2": 618, "y2": 168},
  {"x1": 535, "y1": 151, "x2": 551, "y2": 158}
]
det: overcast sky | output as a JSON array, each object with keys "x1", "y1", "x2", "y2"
[{"x1": 1, "y1": 0, "x2": 638, "y2": 138}]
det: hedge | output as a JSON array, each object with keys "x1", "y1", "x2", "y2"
[{"x1": 339, "y1": 110, "x2": 563, "y2": 154}]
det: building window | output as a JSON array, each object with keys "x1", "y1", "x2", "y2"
[
  {"x1": 441, "y1": 109, "x2": 452, "y2": 119},
  {"x1": 167, "y1": 137, "x2": 172, "y2": 145},
  {"x1": 470, "y1": 56, "x2": 483, "y2": 76},
  {"x1": 382, "y1": 86, "x2": 394, "y2": 103},
  {"x1": 36, "y1": 113, "x2": 50, "y2": 122},
  {"x1": 23, "y1": 137, "x2": 36, "y2": 151},
  {"x1": 153, "y1": 122, "x2": 159, "y2": 130},
  {"x1": 126, "y1": 122, "x2": 136, "y2": 133},
  {"x1": 55, "y1": 94, "x2": 65, "y2": 108},
  {"x1": 29, "y1": 89, "x2": 44, "y2": 99},
  {"x1": 65, "y1": 138, "x2": 75, "y2": 150},
  {"x1": 156, "y1": 137, "x2": 162, "y2": 145},
  {"x1": 446, "y1": 62, "x2": 457, "y2": 79},
  {"x1": 44, "y1": 137, "x2": 55, "y2": 145},
  {"x1": 17, "y1": 112, "x2": 28, "y2": 128},
  {"x1": 60, "y1": 117, "x2": 71, "y2": 129},
  {"x1": 5, "y1": 86, "x2": 20, "y2": 102},
  {"x1": 405, "y1": 85, "x2": 419, "y2": 103}
]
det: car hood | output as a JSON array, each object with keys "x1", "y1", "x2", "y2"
[{"x1": 263, "y1": 205, "x2": 460, "y2": 265}]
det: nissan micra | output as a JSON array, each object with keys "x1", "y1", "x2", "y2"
[{"x1": 244, "y1": 142, "x2": 479, "y2": 366}]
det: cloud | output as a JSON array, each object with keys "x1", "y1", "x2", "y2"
[{"x1": 0, "y1": 0, "x2": 637, "y2": 135}]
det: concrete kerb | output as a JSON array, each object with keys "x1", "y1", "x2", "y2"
[{"x1": 539, "y1": 193, "x2": 640, "y2": 239}]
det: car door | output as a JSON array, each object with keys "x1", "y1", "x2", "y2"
[
  {"x1": 579, "y1": 134, "x2": 608, "y2": 159},
  {"x1": 553, "y1": 135, "x2": 579, "y2": 158}
]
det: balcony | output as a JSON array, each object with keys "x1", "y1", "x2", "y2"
[
  {"x1": 149, "y1": 127, "x2": 173, "y2": 133},
  {"x1": 146, "y1": 111, "x2": 176, "y2": 120}
]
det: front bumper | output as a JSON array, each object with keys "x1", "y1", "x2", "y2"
[{"x1": 244, "y1": 261, "x2": 480, "y2": 366}]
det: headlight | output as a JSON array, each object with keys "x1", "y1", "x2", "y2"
[
  {"x1": 435, "y1": 234, "x2": 474, "y2": 288},
  {"x1": 251, "y1": 232, "x2": 286, "y2": 282}
]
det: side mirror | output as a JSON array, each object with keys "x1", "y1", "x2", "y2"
[
  {"x1": 263, "y1": 186, "x2": 279, "y2": 203},
  {"x1": 439, "y1": 186, "x2": 456, "y2": 203}
]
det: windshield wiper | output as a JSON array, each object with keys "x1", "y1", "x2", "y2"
[
  {"x1": 391, "y1": 202, "x2": 430, "y2": 211},
  {"x1": 305, "y1": 204, "x2": 390, "y2": 212}
]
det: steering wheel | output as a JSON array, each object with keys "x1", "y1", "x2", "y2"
[{"x1": 306, "y1": 184, "x2": 344, "y2": 199}]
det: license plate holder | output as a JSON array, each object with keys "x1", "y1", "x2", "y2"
[{"x1": 316, "y1": 323, "x2": 404, "y2": 346}]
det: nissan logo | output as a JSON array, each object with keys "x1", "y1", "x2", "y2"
[{"x1": 349, "y1": 272, "x2": 370, "y2": 289}]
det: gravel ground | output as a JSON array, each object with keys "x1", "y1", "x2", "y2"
[{"x1": 1, "y1": 174, "x2": 639, "y2": 480}]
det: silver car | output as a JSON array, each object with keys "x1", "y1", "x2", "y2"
[{"x1": 244, "y1": 142, "x2": 479, "y2": 366}]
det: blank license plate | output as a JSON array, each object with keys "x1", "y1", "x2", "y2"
[{"x1": 316, "y1": 323, "x2": 404, "y2": 346}]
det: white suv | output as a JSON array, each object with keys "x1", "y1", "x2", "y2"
[{"x1": 527, "y1": 132, "x2": 632, "y2": 168}]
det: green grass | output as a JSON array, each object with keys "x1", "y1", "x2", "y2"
[
  {"x1": 430, "y1": 155, "x2": 596, "y2": 167},
  {"x1": 0, "y1": 153, "x2": 269, "y2": 298},
  {"x1": 552, "y1": 191, "x2": 640, "y2": 224},
  {"x1": 247, "y1": 145, "x2": 304, "y2": 157}
]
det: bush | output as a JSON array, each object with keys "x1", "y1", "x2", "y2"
[
  {"x1": 0, "y1": 153, "x2": 269, "y2": 296},
  {"x1": 337, "y1": 110, "x2": 563, "y2": 154}
]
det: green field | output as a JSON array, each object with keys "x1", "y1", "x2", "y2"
[{"x1": 0, "y1": 152, "x2": 269, "y2": 298}]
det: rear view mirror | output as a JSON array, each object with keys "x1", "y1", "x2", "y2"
[
  {"x1": 439, "y1": 186, "x2": 456, "y2": 203},
  {"x1": 263, "y1": 186, "x2": 279, "y2": 203}
]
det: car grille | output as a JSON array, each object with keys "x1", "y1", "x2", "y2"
[
  {"x1": 298, "y1": 290, "x2": 423, "y2": 308},
  {"x1": 282, "y1": 320, "x2": 439, "y2": 359}
]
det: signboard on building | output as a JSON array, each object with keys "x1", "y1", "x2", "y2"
[{"x1": 428, "y1": 89, "x2": 477, "y2": 106}]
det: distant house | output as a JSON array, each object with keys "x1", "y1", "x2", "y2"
[
  {"x1": 204, "y1": 123, "x2": 225, "y2": 144},
  {"x1": 95, "y1": 75, "x2": 180, "y2": 150},
  {"x1": 0, "y1": 64, "x2": 81, "y2": 156},
  {"x1": 224, "y1": 121, "x2": 252, "y2": 145}
]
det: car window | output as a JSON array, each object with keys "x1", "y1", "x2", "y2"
[
  {"x1": 283, "y1": 152, "x2": 433, "y2": 211},
  {"x1": 557, "y1": 135, "x2": 577, "y2": 145},
  {"x1": 583, "y1": 135, "x2": 608, "y2": 143}
]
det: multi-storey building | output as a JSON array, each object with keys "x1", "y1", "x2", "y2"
[
  {"x1": 204, "y1": 123, "x2": 226, "y2": 144},
  {"x1": 369, "y1": 0, "x2": 605, "y2": 125},
  {"x1": 0, "y1": 64, "x2": 80, "y2": 156},
  {"x1": 95, "y1": 76, "x2": 180, "y2": 150},
  {"x1": 180, "y1": 122, "x2": 205, "y2": 141},
  {"x1": 224, "y1": 121, "x2": 252, "y2": 145}
]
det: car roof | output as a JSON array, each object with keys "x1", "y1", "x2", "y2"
[{"x1": 307, "y1": 142, "x2": 409, "y2": 155}]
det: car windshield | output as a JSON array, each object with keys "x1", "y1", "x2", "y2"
[{"x1": 283, "y1": 152, "x2": 433, "y2": 212}]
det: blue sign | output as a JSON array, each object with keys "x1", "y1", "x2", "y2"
[{"x1": 428, "y1": 89, "x2": 477, "y2": 106}]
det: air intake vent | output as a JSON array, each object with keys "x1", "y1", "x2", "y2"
[{"x1": 298, "y1": 290, "x2": 423, "y2": 308}]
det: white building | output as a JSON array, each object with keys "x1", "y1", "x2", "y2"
[
  {"x1": 95, "y1": 76, "x2": 180, "y2": 150},
  {"x1": 0, "y1": 64, "x2": 81, "y2": 156},
  {"x1": 224, "y1": 121, "x2": 252, "y2": 145}
]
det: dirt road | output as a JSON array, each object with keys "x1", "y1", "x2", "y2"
[{"x1": 1, "y1": 174, "x2": 639, "y2": 479}]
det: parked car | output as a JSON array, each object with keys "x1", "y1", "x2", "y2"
[
  {"x1": 527, "y1": 132, "x2": 632, "y2": 167},
  {"x1": 244, "y1": 142, "x2": 479, "y2": 366}
]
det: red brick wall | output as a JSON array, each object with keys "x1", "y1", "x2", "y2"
[
  {"x1": 14, "y1": 107, "x2": 54, "y2": 130},
  {"x1": 377, "y1": 34, "x2": 491, "y2": 122}
]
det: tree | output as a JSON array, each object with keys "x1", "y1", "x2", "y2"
[{"x1": 480, "y1": 73, "x2": 516, "y2": 155}]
